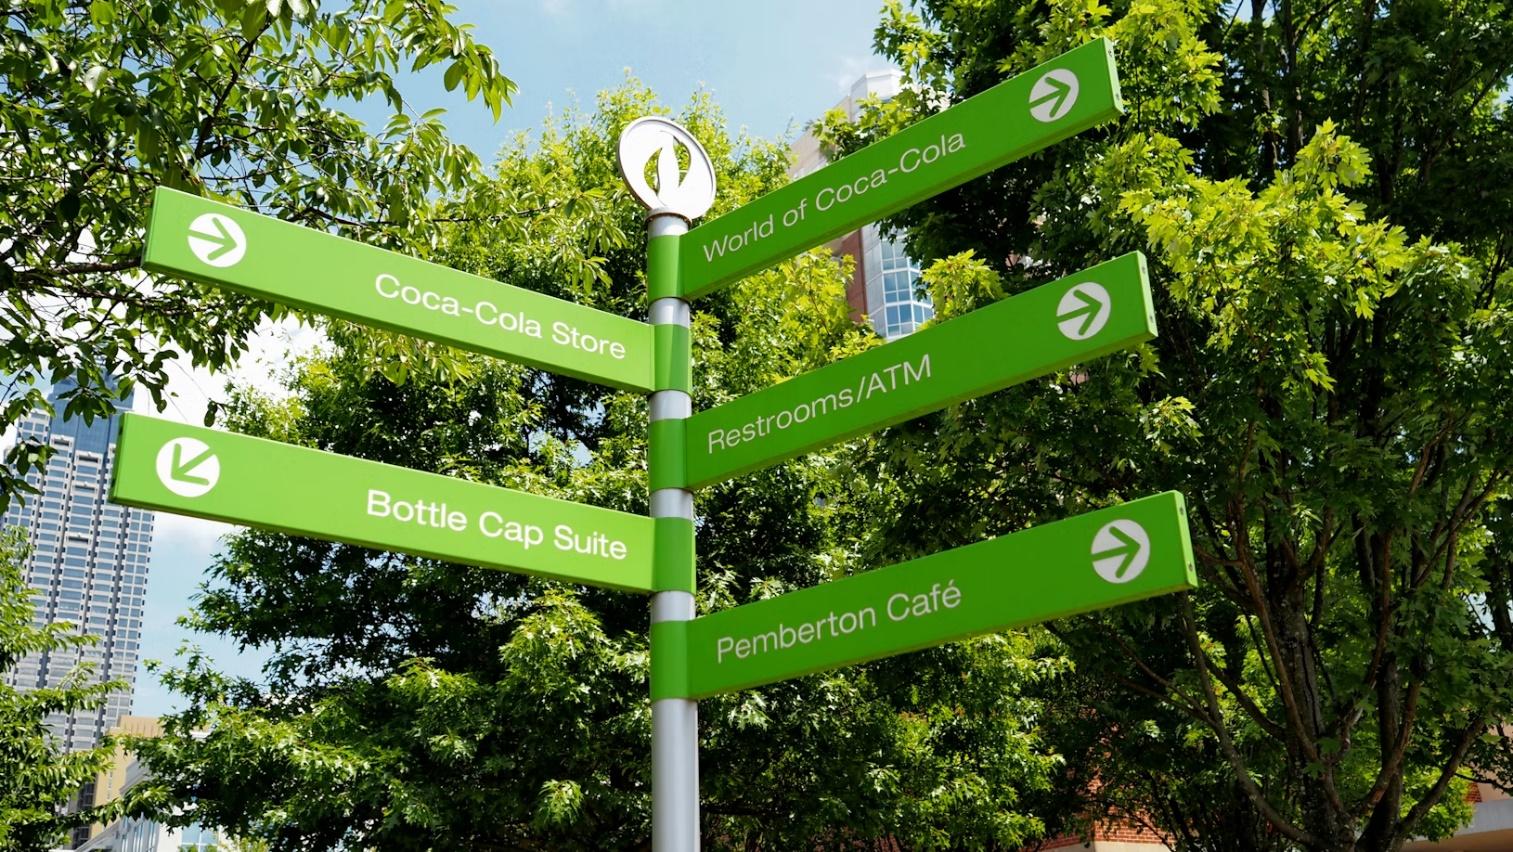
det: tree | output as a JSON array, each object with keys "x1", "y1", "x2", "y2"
[
  {"x1": 0, "y1": 530, "x2": 120, "y2": 850},
  {"x1": 813, "y1": 1, "x2": 1513, "y2": 849},
  {"x1": 0, "y1": 0, "x2": 513, "y2": 512},
  {"x1": 124, "y1": 82, "x2": 1069, "y2": 850}
]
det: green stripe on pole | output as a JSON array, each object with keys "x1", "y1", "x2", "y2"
[
  {"x1": 678, "y1": 39, "x2": 1123, "y2": 299},
  {"x1": 683, "y1": 252, "x2": 1154, "y2": 489},
  {"x1": 651, "y1": 621, "x2": 692, "y2": 700},
  {"x1": 654, "y1": 324, "x2": 692, "y2": 392},
  {"x1": 108, "y1": 414, "x2": 655, "y2": 592},
  {"x1": 648, "y1": 420, "x2": 688, "y2": 492},
  {"x1": 646, "y1": 235, "x2": 682, "y2": 302},
  {"x1": 143, "y1": 187, "x2": 655, "y2": 391},
  {"x1": 652, "y1": 517, "x2": 696, "y2": 593},
  {"x1": 676, "y1": 492, "x2": 1195, "y2": 698}
]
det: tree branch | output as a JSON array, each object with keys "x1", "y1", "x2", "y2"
[
  {"x1": 1399, "y1": 713, "x2": 1490, "y2": 839},
  {"x1": 194, "y1": 25, "x2": 271, "y2": 163},
  {"x1": 1177, "y1": 592, "x2": 1319, "y2": 847}
]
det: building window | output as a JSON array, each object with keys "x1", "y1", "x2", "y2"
[
  {"x1": 179, "y1": 822, "x2": 220, "y2": 850},
  {"x1": 873, "y1": 235, "x2": 932, "y2": 339}
]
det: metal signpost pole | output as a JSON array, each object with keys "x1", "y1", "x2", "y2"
[
  {"x1": 619, "y1": 116, "x2": 717, "y2": 851},
  {"x1": 647, "y1": 209, "x2": 699, "y2": 851}
]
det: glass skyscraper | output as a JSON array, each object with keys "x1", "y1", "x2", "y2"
[{"x1": 1, "y1": 379, "x2": 154, "y2": 753}]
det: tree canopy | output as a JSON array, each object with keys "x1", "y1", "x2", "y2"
[
  {"x1": 811, "y1": 0, "x2": 1513, "y2": 849},
  {"x1": 10, "y1": 0, "x2": 1508, "y2": 849},
  {"x1": 0, "y1": 0, "x2": 511, "y2": 512}
]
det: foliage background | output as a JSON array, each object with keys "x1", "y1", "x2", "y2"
[
  {"x1": 0, "y1": 531, "x2": 120, "y2": 849},
  {"x1": 4, "y1": 0, "x2": 1510, "y2": 849},
  {"x1": 812, "y1": 0, "x2": 1513, "y2": 849},
  {"x1": 0, "y1": 0, "x2": 511, "y2": 510}
]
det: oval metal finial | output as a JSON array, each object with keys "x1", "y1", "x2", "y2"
[{"x1": 618, "y1": 117, "x2": 716, "y2": 222}]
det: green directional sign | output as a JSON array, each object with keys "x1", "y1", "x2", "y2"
[
  {"x1": 678, "y1": 38, "x2": 1123, "y2": 299},
  {"x1": 144, "y1": 187, "x2": 655, "y2": 392},
  {"x1": 682, "y1": 252, "x2": 1153, "y2": 489},
  {"x1": 109, "y1": 414, "x2": 655, "y2": 592},
  {"x1": 656, "y1": 492, "x2": 1195, "y2": 699}
]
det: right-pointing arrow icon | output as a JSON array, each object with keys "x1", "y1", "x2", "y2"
[
  {"x1": 1056, "y1": 281, "x2": 1111, "y2": 340},
  {"x1": 1092, "y1": 519, "x2": 1150, "y2": 584},
  {"x1": 1029, "y1": 69, "x2": 1080, "y2": 122},
  {"x1": 155, "y1": 437, "x2": 221, "y2": 498},
  {"x1": 186, "y1": 212, "x2": 247, "y2": 268}
]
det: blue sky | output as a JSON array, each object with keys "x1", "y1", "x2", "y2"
[
  {"x1": 403, "y1": 0, "x2": 892, "y2": 150},
  {"x1": 132, "y1": 0, "x2": 894, "y2": 717}
]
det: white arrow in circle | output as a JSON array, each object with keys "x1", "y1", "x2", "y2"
[
  {"x1": 154, "y1": 437, "x2": 220, "y2": 498},
  {"x1": 1056, "y1": 282, "x2": 1111, "y2": 340},
  {"x1": 187, "y1": 212, "x2": 247, "y2": 268},
  {"x1": 1029, "y1": 69, "x2": 1080, "y2": 123},
  {"x1": 1091, "y1": 520, "x2": 1150, "y2": 584}
]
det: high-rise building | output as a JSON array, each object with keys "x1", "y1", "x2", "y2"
[
  {"x1": 792, "y1": 70, "x2": 935, "y2": 339},
  {"x1": 1, "y1": 378, "x2": 154, "y2": 755}
]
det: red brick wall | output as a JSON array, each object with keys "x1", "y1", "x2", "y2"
[
  {"x1": 827, "y1": 230, "x2": 867, "y2": 321},
  {"x1": 1030, "y1": 817, "x2": 1171, "y2": 849}
]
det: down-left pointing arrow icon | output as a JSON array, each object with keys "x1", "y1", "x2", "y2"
[{"x1": 154, "y1": 437, "x2": 220, "y2": 498}]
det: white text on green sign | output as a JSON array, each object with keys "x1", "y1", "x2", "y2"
[
  {"x1": 145, "y1": 188, "x2": 654, "y2": 391},
  {"x1": 683, "y1": 252, "x2": 1154, "y2": 488},
  {"x1": 661, "y1": 492, "x2": 1195, "y2": 698},
  {"x1": 109, "y1": 414, "x2": 655, "y2": 592},
  {"x1": 678, "y1": 39, "x2": 1123, "y2": 298}
]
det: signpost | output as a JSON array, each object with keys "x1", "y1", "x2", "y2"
[
  {"x1": 145, "y1": 187, "x2": 656, "y2": 392},
  {"x1": 682, "y1": 252, "x2": 1153, "y2": 488},
  {"x1": 618, "y1": 116, "x2": 714, "y2": 852},
  {"x1": 109, "y1": 414, "x2": 656, "y2": 592},
  {"x1": 677, "y1": 38, "x2": 1123, "y2": 299},
  {"x1": 117, "y1": 36, "x2": 1195, "y2": 852},
  {"x1": 655, "y1": 492, "x2": 1194, "y2": 699}
]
